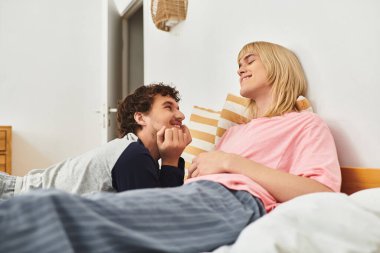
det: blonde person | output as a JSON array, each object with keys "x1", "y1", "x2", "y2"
[{"x1": 0, "y1": 41, "x2": 340, "y2": 253}]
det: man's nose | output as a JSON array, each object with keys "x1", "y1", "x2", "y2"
[{"x1": 176, "y1": 110, "x2": 185, "y2": 121}]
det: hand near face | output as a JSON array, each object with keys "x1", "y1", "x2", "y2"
[
  {"x1": 157, "y1": 125, "x2": 192, "y2": 167},
  {"x1": 188, "y1": 151, "x2": 231, "y2": 178}
]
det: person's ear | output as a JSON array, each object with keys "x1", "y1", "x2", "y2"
[{"x1": 134, "y1": 112, "x2": 147, "y2": 127}]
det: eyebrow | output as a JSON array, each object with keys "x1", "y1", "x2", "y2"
[
  {"x1": 162, "y1": 101, "x2": 179, "y2": 110},
  {"x1": 239, "y1": 53, "x2": 256, "y2": 67},
  {"x1": 243, "y1": 53, "x2": 255, "y2": 61}
]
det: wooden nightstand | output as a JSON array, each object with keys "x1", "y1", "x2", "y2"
[{"x1": 0, "y1": 126, "x2": 12, "y2": 174}]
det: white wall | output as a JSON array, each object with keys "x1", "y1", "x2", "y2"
[
  {"x1": 0, "y1": 0, "x2": 109, "y2": 176},
  {"x1": 144, "y1": 0, "x2": 380, "y2": 167}
]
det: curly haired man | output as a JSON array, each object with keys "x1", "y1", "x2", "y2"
[{"x1": 0, "y1": 83, "x2": 191, "y2": 200}]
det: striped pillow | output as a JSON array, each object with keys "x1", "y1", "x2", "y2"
[
  {"x1": 182, "y1": 106, "x2": 220, "y2": 171},
  {"x1": 216, "y1": 94, "x2": 251, "y2": 141},
  {"x1": 296, "y1": 95, "x2": 313, "y2": 112}
]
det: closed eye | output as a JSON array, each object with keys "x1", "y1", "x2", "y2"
[{"x1": 247, "y1": 55, "x2": 255, "y2": 65}]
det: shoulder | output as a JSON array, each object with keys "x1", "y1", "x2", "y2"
[
  {"x1": 285, "y1": 111, "x2": 329, "y2": 129},
  {"x1": 289, "y1": 112, "x2": 336, "y2": 144},
  {"x1": 116, "y1": 138, "x2": 157, "y2": 167},
  {"x1": 297, "y1": 110, "x2": 324, "y2": 122},
  {"x1": 299, "y1": 111, "x2": 330, "y2": 130},
  {"x1": 113, "y1": 139, "x2": 156, "y2": 173},
  {"x1": 120, "y1": 140, "x2": 151, "y2": 158},
  {"x1": 90, "y1": 133, "x2": 139, "y2": 155},
  {"x1": 267, "y1": 111, "x2": 333, "y2": 139}
]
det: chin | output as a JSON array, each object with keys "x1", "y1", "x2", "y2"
[{"x1": 239, "y1": 88, "x2": 249, "y2": 98}]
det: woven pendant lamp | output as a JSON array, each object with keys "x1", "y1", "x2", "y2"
[{"x1": 151, "y1": 0, "x2": 188, "y2": 31}]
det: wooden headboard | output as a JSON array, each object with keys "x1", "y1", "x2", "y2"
[{"x1": 341, "y1": 167, "x2": 380, "y2": 195}]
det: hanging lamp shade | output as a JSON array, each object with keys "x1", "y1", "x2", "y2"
[{"x1": 151, "y1": 0, "x2": 188, "y2": 32}]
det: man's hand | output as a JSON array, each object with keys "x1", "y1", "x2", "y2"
[{"x1": 157, "y1": 125, "x2": 192, "y2": 167}]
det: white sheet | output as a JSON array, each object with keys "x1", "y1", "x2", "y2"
[{"x1": 212, "y1": 188, "x2": 380, "y2": 253}]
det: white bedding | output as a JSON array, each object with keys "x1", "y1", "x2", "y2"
[{"x1": 212, "y1": 188, "x2": 380, "y2": 253}]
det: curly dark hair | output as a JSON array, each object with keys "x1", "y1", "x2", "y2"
[{"x1": 117, "y1": 83, "x2": 181, "y2": 137}]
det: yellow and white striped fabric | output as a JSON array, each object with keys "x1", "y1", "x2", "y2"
[
  {"x1": 182, "y1": 106, "x2": 220, "y2": 171},
  {"x1": 296, "y1": 95, "x2": 313, "y2": 112},
  {"x1": 216, "y1": 94, "x2": 251, "y2": 141}
]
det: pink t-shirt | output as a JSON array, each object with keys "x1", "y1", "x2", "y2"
[{"x1": 186, "y1": 111, "x2": 341, "y2": 212}]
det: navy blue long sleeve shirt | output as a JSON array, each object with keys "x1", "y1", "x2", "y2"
[{"x1": 111, "y1": 139, "x2": 185, "y2": 192}]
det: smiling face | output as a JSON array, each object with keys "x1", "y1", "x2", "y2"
[
  {"x1": 139, "y1": 94, "x2": 185, "y2": 136},
  {"x1": 236, "y1": 41, "x2": 308, "y2": 118},
  {"x1": 237, "y1": 52, "x2": 272, "y2": 100}
]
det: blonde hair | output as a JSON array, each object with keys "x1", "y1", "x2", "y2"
[{"x1": 238, "y1": 41, "x2": 307, "y2": 118}]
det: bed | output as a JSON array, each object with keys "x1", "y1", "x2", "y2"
[{"x1": 209, "y1": 167, "x2": 380, "y2": 253}]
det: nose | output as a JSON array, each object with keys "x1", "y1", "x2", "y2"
[
  {"x1": 237, "y1": 66, "x2": 245, "y2": 76},
  {"x1": 176, "y1": 110, "x2": 185, "y2": 121}
]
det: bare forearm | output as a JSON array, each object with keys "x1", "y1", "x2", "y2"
[{"x1": 226, "y1": 154, "x2": 333, "y2": 203}]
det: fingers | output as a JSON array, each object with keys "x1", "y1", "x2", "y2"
[
  {"x1": 188, "y1": 160, "x2": 195, "y2": 175},
  {"x1": 164, "y1": 128, "x2": 174, "y2": 143},
  {"x1": 157, "y1": 126, "x2": 166, "y2": 145},
  {"x1": 172, "y1": 127, "x2": 179, "y2": 144},
  {"x1": 189, "y1": 169, "x2": 199, "y2": 178},
  {"x1": 188, "y1": 156, "x2": 200, "y2": 178},
  {"x1": 181, "y1": 125, "x2": 192, "y2": 145},
  {"x1": 166, "y1": 127, "x2": 187, "y2": 146},
  {"x1": 188, "y1": 162, "x2": 197, "y2": 178},
  {"x1": 177, "y1": 127, "x2": 184, "y2": 143},
  {"x1": 158, "y1": 126, "x2": 190, "y2": 151},
  {"x1": 181, "y1": 125, "x2": 191, "y2": 136}
]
